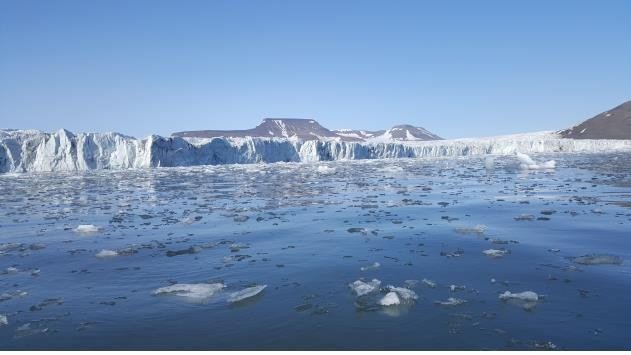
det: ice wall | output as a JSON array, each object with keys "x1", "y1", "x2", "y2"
[{"x1": 1, "y1": 129, "x2": 630, "y2": 173}]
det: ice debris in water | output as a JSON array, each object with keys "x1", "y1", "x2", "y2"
[
  {"x1": 95, "y1": 249, "x2": 118, "y2": 258},
  {"x1": 422, "y1": 278, "x2": 437, "y2": 288},
  {"x1": 360, "y1": 262, "x2": 381, "y2": 271},
  {"x1": 484, "y1": 156, "x2": 495, "y2": 170},
  {"x1": 5, "y1": 267, "x2": 18, "y2": 274},
  {"x1": 227, "y1": 285, "x2": 267, "y2": 303},
  {"x1": 499, "y1": 291, "x2": 539, "y2": 302},
  {"x1": 516, "y1": 152, "x2": 556, "y2": 170},
  {"x1": 387, "y1": 286, "x2": 418, "y2": 301},
  {"x1": 0, "y1": 315, "x2": 7, "y2": 326},
  {"x1": 349, "y1": 279, "x2": 381, "y2": 296},
  {"x1": 152, "y1": 283, "x2": 226, "y2": 300},
  {"x1": 379, "y1": 292, "x2": 401, "y2": 306},
  {"x1": 455, "y1": 224, "x2": 487, "y2": 235},
  {"x1": 482, "y1": 249, "x2": 509, "y2": 258},
  {"x1": 73, "y1": 224, "x2": 101, "y2": 234},
  {"x1": 434, "y1": 297, "x2": 467, "y2": 306},
  {"x1": 316, "y1": 165, "x2": 336, "y2": 174},
  {"x1": 571, "y1": 254, "x2": 623, "y2": 265}
]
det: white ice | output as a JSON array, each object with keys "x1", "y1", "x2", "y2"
[
  {"x1": 499, "y1": 291, "x2": 539, "y2": 302},
  {"x1": 482, "y1": 249, "x2": 509, "y2": 258},
  {"x1": 516, "y1": 152, "x2": 556, "y2": 170},
  {"x1": 73, "y1": 224, "x2": 101, "y2": 234},
  {"x1": 387, "y1": 286, "x2": 418, "y2": 301},
  {"x1": 379, "y1": 292, "x2": 401, "y2": 306},
  {"x1": 349, "y1": 279, "x2": 381, "y2": 296},
  {"x1": 152, "y1": 283, "x2": 226, "y2": 300},
  {"x1": 95, "y1": 249, "x2": 118, "y2": 258},
  {"x1": 227, "y1": 285, "x2": 267, "y2": 303}
]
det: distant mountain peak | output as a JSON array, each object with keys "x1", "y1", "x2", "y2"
[{"x1": 173, "y1": 118, "x2": 442, "y2": 142}]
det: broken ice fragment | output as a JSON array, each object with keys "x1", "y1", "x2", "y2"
[
  {"x1": 516, "y1": 152, "x2": 556, "y2": 170},
  {"x1": 499, "y1": 291, "x2": 539, "y2": 302},
  {"x1": 95, "y1": 249, "x2": 118, "y2": 258},
  {"x1": 360, "y1": 262, "x2": 381, "y2": 271},
  {"x1": 348, "y1": 279, "x2": 381, "y2": 296},
  {"x1": 379, "y1": 292, "x2": 401, "y2": 306},
  {"x1": 387, "y1": 286, "x2": 418, "y2": 301},
  {"x1": 571, "y1": 254, "x2": 623, "y2": 265},
  {"x1": 482, "y1": 249, "x2": 509, "y2": 258},
  {"x1": 454, "y1": 224, "x2": 487, "y2": 235},
  {"x1": 227, "y1": 285, "x2": 267, "y2": 303},
  {"x1": 434, "y1": 297, "x2": 467, "y2": 306},
  {"x1": 0, "y1": 315, "x2": 7, "y2": 326},
  {"x1": 73, "y1": 224, "x2": 101, "y2": 234},
  {"x1": 422, "y1": 278, "x2": 437, "y2": 288},
  {"x1": 152, "y1": 283, "x2": 226, "y2": 300}
]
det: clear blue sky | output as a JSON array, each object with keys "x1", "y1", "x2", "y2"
[{"x1": 1, "y1": 0, "x2": 629, "y2": 139}]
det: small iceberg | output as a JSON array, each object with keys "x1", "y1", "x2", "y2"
[
  {"x1": 434, "y1": 297, "x2": 467, "y2": 306},
  {"x1": 0, "y1": 314, "x2": 7, "y2": 326},
  {"x1": 499, "y1": 291, "x2": 540, "y2": 310},
  {"x1": 379, "y1": 292, "x2": 400, "y2": 306},
  {"x1": 455, "y1": 224, "x2": 487, "y2": 235},
  {"x1": 152, "y1": 283, "x2": 226, "y2": 300},
  {"x1": 516, "y1": 152, "x2": 556, "y2": 170},
  {"x1": 316, "y1": 165, "x2": 336, "y2": 174},
  {"x1": 499, "y1": 291, "x2": 539, "y2": 302},
  {"x1": 73, "y1": 224, "x2": 101, "y2": 234},
  {"x1": 227, "y1": 285, "x2": 267, "y2": 303},
  {"x1": 360, "y1": 262, "x2": 381, "y2": 271},
  {"x1": 571, "y1": 254, "x2": 623, "y2": 265},
  {"x1": 387, "y1": 286, "x2": 418, "y2": 301},
  {"x1": 95, "y1": 249, "x2": 118, "y2": 258},
  {"x1": 482, "y1": 249, "x2": 509, "y2": 258},
  {"x1": 349, "y1": 279, "x2": 381, "y2": 296},
  {"x1": 422, "y1": 278, "x2": 437, "y2": 288}
]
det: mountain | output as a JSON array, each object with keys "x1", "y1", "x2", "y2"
[
  {"x1": 559, "y1": 100, "x2": 631, "y2": 139},
  {"x1": 174, "y1": 118, "x2": 442, "y2": 142},
  {"x1": 173, "y1": 118, "x2": 347, "y2": 141}
]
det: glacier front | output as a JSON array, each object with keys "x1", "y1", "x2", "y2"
[{"x1": 1, "y1": 128, "x2": 630, "y2": 173}]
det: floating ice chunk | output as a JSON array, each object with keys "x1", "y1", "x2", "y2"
[
  {"x1": 516, "y1": 152, "x2": 556, "y2": 170},
  {"x1": 513, "y1": 214, "x2": 535, "y2": 221},
  {"x1": 152, "y1": 283, "x2": 226, "y2": 300},
  {"x1": 482, "y1": 249, "x2": 509, "y2": 258},
  {"x1": 227, "y1": 285, "x2": 267, "y2": 303},
  {"x1": 73, "y1": 224, "x2": 101, "y2": 234},
  {"x1": 455, "y1": 224, "x2": 487, "y2": 235},
  {"x1": 378, "y1": 166, "x2": 404, "y2": 173},
  {"x1": 95, "y1": 249, "x2": 118, "y2": 258},
  {"x1": 572, "y1": 254, "x2": 623, "y2": 265},
  {"x1": 449, "y1": 284, "x2": 466, "y2": 292},
  {"x1": 379, "y1": 292, "x2": 401, "y2": 306},
  {"x1": 422, "y1": 278, "x2": 437, "y2": 288},
  {"x1": 387, "y1": 286, "x2": 418, "y2": 301},
  {"x1": 435, "y1": 297, "x2": 467, "y2": 306},
  {"x1": 0, "y1": 315, "x2": 7, "y2": 326},
  {"x1": 499, "y1": 291, "x2": 539, "y2": 302},
  {"x1": 484, "y1": 156, "x2": 495, "y2": 170},
  {"x1": 181, "y1": 217, "x2": 194, "y2": 224},
  {"x1": 349, "y1": 279, "x2": 381, "y2": 296},
  {"x1": 316, "y1": 165, "x2": 336, "y2": 174},
  {"x1": 360, "y1": 262, "x2": 381, "y2": 271},
  {"x1": 5, "y1": 266, "x2": 18, "y2": 274}
]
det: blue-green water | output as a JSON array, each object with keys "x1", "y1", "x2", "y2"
[{"x1": 0, "y1": 153, "x2": 630, "y2": 350}]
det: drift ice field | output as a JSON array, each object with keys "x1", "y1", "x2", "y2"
[{"x1": 0, "y1": 150, "x2": 630, "y2": 350}]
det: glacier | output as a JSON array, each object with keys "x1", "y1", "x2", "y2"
[{"x1": 1, "y1": 128, "x2": 630, "y2": 173}]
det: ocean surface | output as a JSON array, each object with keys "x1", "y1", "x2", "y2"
[{"x1": 0, "y1": 153, "x2": 629, "y2": 350}]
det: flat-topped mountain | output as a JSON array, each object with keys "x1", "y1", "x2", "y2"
[
  {"x1": 173, "y1": 118, "x2": 442, "y2": 142},
  {"x1": 559, "y1": 100, "x2": 631, "y2": 139}
]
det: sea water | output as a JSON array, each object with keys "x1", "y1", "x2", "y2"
[{"x1": 0, "y1": 153, "x2": 629, "y2": 350}]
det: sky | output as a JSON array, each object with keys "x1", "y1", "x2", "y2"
[{"x1": 1, "y1": 0, "x2": 630, "y2": 139}]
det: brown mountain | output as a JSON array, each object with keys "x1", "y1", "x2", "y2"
[{"x1": 559, "y1": 100, "x2": 631, "y2": 139}]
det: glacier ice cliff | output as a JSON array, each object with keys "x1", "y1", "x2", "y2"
[{"x1": 1, "y1": 128, "x2": 630, "y2": 173}]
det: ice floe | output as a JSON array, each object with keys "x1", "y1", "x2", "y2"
[
  {"x1": 360, "y1": 262, "x2": 381, "y2": 271},
  {"x1": 379, "y1": 292, "x2": 401, "y2": 306},
  {"x1": 434, "y1": 297, "x2": 467, "y2": 306},
  {"x1": 95, "y1": 249, "x2": 118, "y2": 258},
  {"x1": 152, "y1": 283, "x2": 226, "y2": 300},
  {"x1": 227, "y1": 285, "x2": 267, "y2": 303},
  {"x1": 349, "y1": 279, "x2": 381, "y2": 296},
  {"x1": 482, "y1": 249, "x2": 509, "y2": 258},
  {"x1": 516, "y1": 152, "x2": 556, "y2": 170},
  {"x1": 571, "y1": 254, "x2": 623, "y2": 265},
  {"x1": 73, "y1": 224, "x2": 101, "y2": 234}
]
